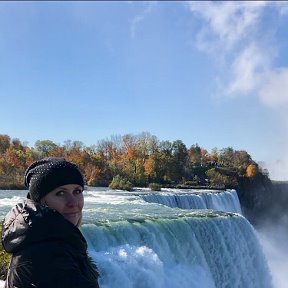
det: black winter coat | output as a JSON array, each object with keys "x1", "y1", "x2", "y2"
[{"x1": 1, "y1": 199, "x2": 100, "y2": 288}]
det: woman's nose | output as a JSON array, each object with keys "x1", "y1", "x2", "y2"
[{"x1": 66, "y1": 194, "x2": 78, "y2": 207}]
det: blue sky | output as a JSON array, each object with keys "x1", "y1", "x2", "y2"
[{"x1": 1, "y1": 1, "x2": 288, "y2": 180}]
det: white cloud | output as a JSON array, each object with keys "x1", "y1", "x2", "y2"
[
  {"x1": 226, "y1": 43, "x2": 270, "y2": 95},
  {"x1": 275, "y1": 1, "x2": 288, "y2": 16},
  {"x1": 187, "y1": 1, "x2": 288, "y2": 109},
  {"x1": 130, "y1": 2, "x2": 156, "y2": 39},
  {"x1": 187, "y1": 1, "x2": 267, "y2": 51}
]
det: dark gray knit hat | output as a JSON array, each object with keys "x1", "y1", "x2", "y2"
[{"x1": 24, "y1": 157, "x2": 84, "y2": 202}]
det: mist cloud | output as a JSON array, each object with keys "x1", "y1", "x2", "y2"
[
  {"x1": 259, "y1": 69, "x2": 288, "y2": 107},
  {"x1": 257, "y1": 214, "x2": 288, "y2": 288}
]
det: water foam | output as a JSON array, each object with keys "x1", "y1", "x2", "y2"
[{"x1": 82, "y1": 213, "x2": 271, "y2": 288}]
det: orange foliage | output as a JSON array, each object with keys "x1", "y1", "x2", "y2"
[{"x1": 246, "y1": 164, "x2": 258, "y2": 177}]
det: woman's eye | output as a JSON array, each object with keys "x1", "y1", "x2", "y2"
[
  {"x1": 56, "y1": 191, "x2": 65, "y2": 196},
  {"x1": 75, "y1": 189, "x2": 83, "y2": 195}
]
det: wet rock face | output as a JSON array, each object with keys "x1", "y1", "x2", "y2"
[{"x1": 237, "y1": 176, "x2": 288, "y2": 225}]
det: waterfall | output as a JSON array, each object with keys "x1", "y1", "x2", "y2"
[
  {"x1": 0, "y1": 189, "x2": 271, "y2": 288},
  {"x1": 81, "y1": 211, "x2": 271, "y2": 288},
  {"x1": 141, "y1": 189, "x2": 242, "y2": 214}
]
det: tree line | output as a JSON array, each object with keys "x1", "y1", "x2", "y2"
[{"x1": 0, "y1": 132, "x2": 268, "y2": 190}]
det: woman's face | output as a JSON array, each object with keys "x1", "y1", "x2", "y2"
[{"x1": 43, "y1": 184, "x2": 84, "y2": 226}]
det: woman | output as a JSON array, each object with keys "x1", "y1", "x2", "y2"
[{"x1": 1, "y1": 157, "x2": 100, "y2": 288}]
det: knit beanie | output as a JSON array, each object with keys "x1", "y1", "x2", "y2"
[{"x1": 24, "y1": 157, "x2": 84, "y2": 202}]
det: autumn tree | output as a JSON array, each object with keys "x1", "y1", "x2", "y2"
[
  {"x1": 209, "y1": 147, "x2": 219, "y2": 163},
  {"x1": 0, "y1": 139, "x2": 33, "y2": 188},
  {"x1": 87, "y1": 149, "x2": 112, "y2": 186},
  {"x1": 0, "y1": 132, "x2": 269, "y2": 190},
  {"x1": 246, "y1": 163, "x2": 258, "y2": 177},
  {"x1": 0, "y1": 134, "x2": 10, "y2": 154},
  {"x1": 132, "y1": 133, "x2": 159, "y2": 186},
  {"x1": 111, "y1": 134, "x2": 137, "y2": 184},
  {"x1": 233, "y1": 150, "x2": 253, "y2": 175}
]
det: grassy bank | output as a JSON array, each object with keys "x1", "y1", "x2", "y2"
[{"x1": 0, "y1": 225, "x2": 10, "y2": 281}]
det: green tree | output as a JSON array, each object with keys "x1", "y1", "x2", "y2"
[
  {"x1": 206, "y1": 168, "x2": 227, "y2": 186},
  {"x1": 109, "y1": 175, "x2": 133, "y2": 191},
  {"x1": 34, "y1": 140, "x2": 58, "y2": 157},
  {"x1": 218, "y1": 147, "x2": 234, "y2": 167},
  {"x1": 209, "y1": 147, "x2": 219, "y2": 163},
  {"x1": 158, "y1": 141, "x2": 174, "y2": 183},
  {"x1": 171, "y1": 140, "x2": 189, "y2": 182}
]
